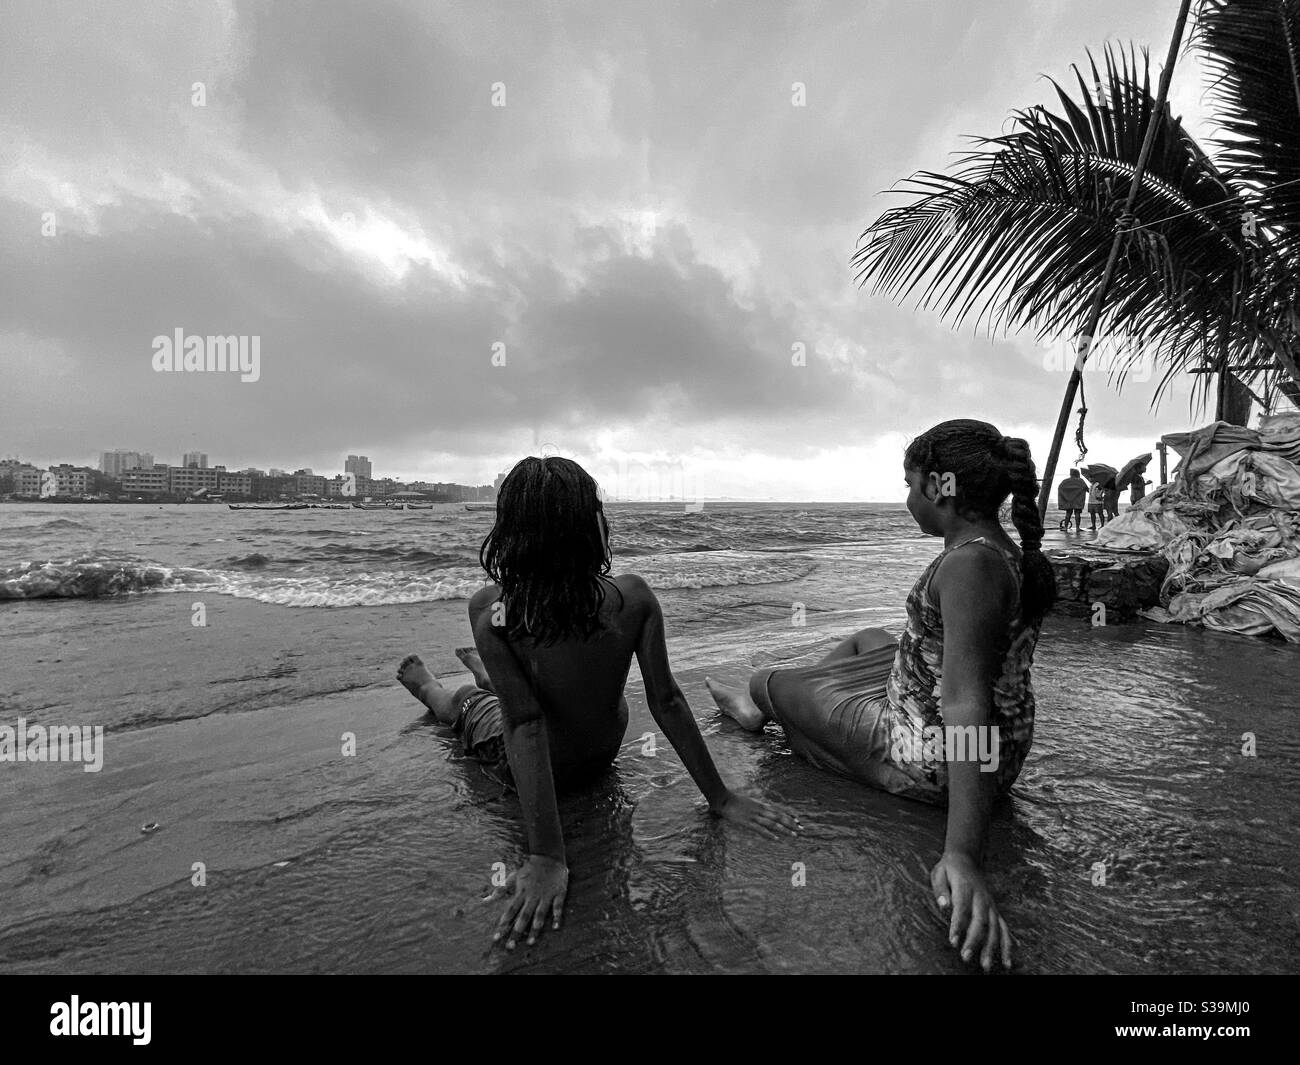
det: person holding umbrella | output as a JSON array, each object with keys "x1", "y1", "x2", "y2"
[
  {"x1": 1103, "y1": 478, "x2": 1120, "y2": 522},
  {"x1": 1116, "y1": 453, "x2": 1153, "y2": 509},
  {"x1": 1057, "y1": 468, "x2": 1087, "y2": 533},
  {"x1": 1081, "y1": 463, "x2": 1117, "y2": 531}
]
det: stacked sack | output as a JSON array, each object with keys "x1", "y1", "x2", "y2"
[{"x1": 1092, "y1": 412, "x2": 1300, "y2": 641}]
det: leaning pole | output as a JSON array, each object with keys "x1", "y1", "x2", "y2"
[{"x1": 1036, "y1": 0, "x2": 1194, "y2": 520}]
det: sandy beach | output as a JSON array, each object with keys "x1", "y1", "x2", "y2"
[{"x1": 3, "y1": 550, "x2": 1296, "y2": 974}]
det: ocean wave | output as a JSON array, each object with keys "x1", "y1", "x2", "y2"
[
  {"x1": 291, "y1": 543, "x2": 471, "y2": 567},
  {"x1": 224, "y1": 552, "x2": 273, "y2": 569},
  {"x1": 211, "y1": 553, "x2": 816, "y2": 605},
  {"x1": 610, "y1": 512, "x2": 901, "y2": 551},
  {"x1": 0, "y1": 549, "x2": 818, "y2": 606},
  {"x1": 618, "y1": 552, "x2": 816, "y2": 590},
  {"x1": 618, "y1": 541, "x2": 718, "y2": 557},
  {"x1": 0, "y1": 557, "x2": 208, "y2": 599},
  {"x1": 0, "y1": 517, "x2": 93, "y2": 536},
  {"x1": 218, "y1": 544, "x2": 469, "y2": 568},
  {"x1": 246, "y1": 526, "x2": 370, "y2": 537},
  {"x1": 209, "y1": 568, "x2": 488, "y2": 607}
]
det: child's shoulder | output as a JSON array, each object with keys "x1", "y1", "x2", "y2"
[
  {"x1": 609, "y1": 572, "x2": 656, "y2": 607},
  {"x1": 933, "y1": 540, "x2": 1017, "y2": 603},
  {"x1": 469, "y1": 583, "x2": 500, "y2": 608},
  {"x1": 468, "y1": 583, "x2": 502, "y2": 624}
]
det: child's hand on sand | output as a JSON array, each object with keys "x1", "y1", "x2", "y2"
[
  {"x1": 930, "y1": 850, "x2": 1012, "y2": 971},
  {"x1": 713, "y1": 790, "x2": 800, "y2": 839},
  {"x1": 486, "y1": 854, "x2": 569, "y2": 950}
]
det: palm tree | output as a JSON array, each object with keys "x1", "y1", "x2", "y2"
[{"x1": 853, "y1": 0, "x2": 1300, "y2": 414}]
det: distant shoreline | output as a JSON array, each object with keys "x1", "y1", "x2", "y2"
[{"x1": 0, "y1": 497, "x2": 902, "y2": 506}]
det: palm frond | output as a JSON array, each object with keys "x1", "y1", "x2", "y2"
[
  {"x1": 853, "y1": 44, "x2": 1262, "y2": 401},
  {"x1": 853, "y1": 27, "x2": 1300, "y2": 405},
  {"x1": 1195, "y1": 0, "x2": 1300, "y2": 264}
]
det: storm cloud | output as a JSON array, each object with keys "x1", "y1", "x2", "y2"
[{"x1": 0, "y1": 0, "x2": 1212, "y2": 498}]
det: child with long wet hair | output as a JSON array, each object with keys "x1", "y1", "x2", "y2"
[
  {"x1": 479, "y1": 457, "x2": 620, "y2": 645},
  {"x1": 707, "y1": 419, "x2": 1056, "y2": 971},
  {"x1": 397, "y1": 456, "x2": 796, "y2": 950}
]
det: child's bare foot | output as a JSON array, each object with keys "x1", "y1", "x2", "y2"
[
  {"x1": 455, "y1": 646, "x2": 494, "y2": 692},
  {"x1": 705, "y1": 676, "x2": 767, "y2": 731},
  {"x1": 398, "y1": 653, "x2": 463, "y2": 724},
  {"x1": 398, "y1": 653, "x2": 439, "y2": 705}
]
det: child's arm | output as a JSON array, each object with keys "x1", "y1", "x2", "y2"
[
  {"x1": 930, "y1": 548, "x2": 1016, "y2": 971},
  {"x1": 628, "y1": 577, "x2": 797, "y2": 838},
  {"x1": 470, "y1": 603, "x2": 568, "y2": 949}
]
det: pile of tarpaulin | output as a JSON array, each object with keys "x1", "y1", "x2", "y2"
[{"x1": 1092, "y1": 412, "x2": 1300, "y2": 641}]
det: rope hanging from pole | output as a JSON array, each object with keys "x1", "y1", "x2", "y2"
[
  {"x1": 1035, "y1": 0, "x2": 1193, "y2": 520},
  {"x1": 1074, "y1": 374, "x2": 1089, "y2": 466}
]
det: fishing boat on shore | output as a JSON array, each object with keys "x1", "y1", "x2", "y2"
[
  {"x1": 464, "y1": 502, "x2": 495, "y2": 512},
  {"x1": 228, "y1": 503, "x2": 309, "y2": 510}
]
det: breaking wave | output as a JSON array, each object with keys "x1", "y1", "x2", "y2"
[{"x1": 0, "y1": 551, "x2": 817, "y2": 605}]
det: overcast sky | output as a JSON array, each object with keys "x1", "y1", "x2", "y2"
[{"x1": 0, "y1": 0, "x2": 1220, "y2": 500}]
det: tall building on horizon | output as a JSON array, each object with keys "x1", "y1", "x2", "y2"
[
  {"x1": 345, "y1": 454, "x2": 372, "y2": 479},
  {"x1": 101, "y1": 449, "x2": 154, "y2": 476},
  {"x1": 182, "y1": 451, "x2": 208, "y2": 469}
]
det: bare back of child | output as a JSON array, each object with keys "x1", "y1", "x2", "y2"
[
  {"x1": 466, "y1": 573, "x2": 645, "y2": 786},
  {"x1": 399, "y1": 457, "x2": 797, "y2": 951}
]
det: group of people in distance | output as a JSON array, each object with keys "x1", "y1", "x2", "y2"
[
  {"x1": 1055, "y1": 465, "x2": 1149, "y2": 534},
  {"x1": 397, "y1": 418, "x2": 1057, "y2": 972}
]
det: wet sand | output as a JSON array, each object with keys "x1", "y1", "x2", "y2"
[{"x1": 2, "y1": 581, "x2": 1297, "y2": 974}]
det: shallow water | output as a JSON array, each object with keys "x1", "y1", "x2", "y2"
[{"x1": 0, "y1": 502, "x2": 1296, "y2": 972}]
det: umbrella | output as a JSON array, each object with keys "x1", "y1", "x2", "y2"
[
  {"x1": 1081, "y1": 463, "x2": 1117, "y2": 486},
  {"x1": 1115, "y1": 453, "x2": 1153, "y2": 491}
]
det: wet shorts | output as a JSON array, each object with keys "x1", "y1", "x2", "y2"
[{"x1": 450, "y1": 685, "x2": 513, "y2": 789}]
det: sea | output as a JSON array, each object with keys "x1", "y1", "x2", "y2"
[
  {"x1": 0, "y1": 502, "x2": 1296, "y2": 973},
  {"x1": 0, "y1": 501, "x2": 909, "y2": 610}
]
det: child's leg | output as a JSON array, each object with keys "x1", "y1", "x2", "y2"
[
  {"x1": 454, "y1": 646, "x2": 495, "y2": 692},
  {"x1": 705, "y1": 676, "x2": 768, "y2": 730},
  {"x1": 397, "y1": 653, "x2": 475, "y2": 725},
  {"x1": 707, "y1": 627, "x2": 895, "y2": 731},
  {"x1": 819, "y1": 626, "x2": 895, "y2": 663}
]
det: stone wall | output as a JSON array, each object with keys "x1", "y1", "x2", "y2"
[{"x1": 1046, "y1": 549, "x2": 1169, "y2": 622}]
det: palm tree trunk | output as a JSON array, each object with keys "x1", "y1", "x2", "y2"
[{"x1": 1037, "y1": 0, "x2": 1194, "y2": 520}]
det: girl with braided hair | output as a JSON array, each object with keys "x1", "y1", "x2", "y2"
[{"x1": 706, "y1": 419, "x2": 1056, "y2": 970}]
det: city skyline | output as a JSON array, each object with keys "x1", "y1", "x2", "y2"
[
  {"x1": 0, "y1": 448, "x2": 498, "y2": 502},
  {"x1": 1, "y1": 445, "x2": 842, "y2": 502},
  {"x1": 0, "y1": 445, "x2": 496, "y2": 489}
]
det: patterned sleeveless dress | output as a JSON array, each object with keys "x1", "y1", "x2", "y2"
[{"x1": 747, "y1": 536, "x2": 1041, "y2": 805}]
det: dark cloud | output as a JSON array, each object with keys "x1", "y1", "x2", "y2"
[{"x1": 0, "y1": 0, "x2": 1209, "y2": 495}]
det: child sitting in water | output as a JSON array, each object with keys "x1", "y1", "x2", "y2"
[
  {"x1": 705, "y1": 420, "x2": 1056, "y2": 971},
  {"x1": 398, "y1": 456, "x2": 797, "y2": 950}
]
